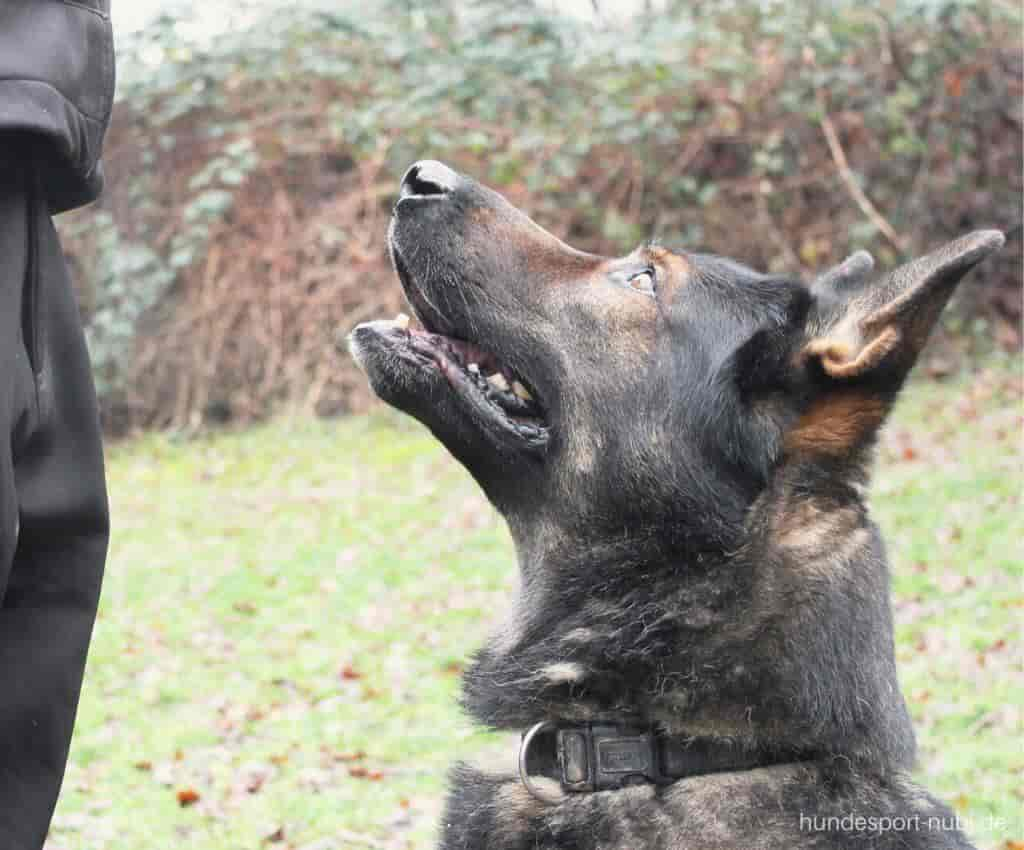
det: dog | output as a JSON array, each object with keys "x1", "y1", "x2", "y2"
[{"x1": 349, "y1": 160, "x2": 1003, "y2": 849}]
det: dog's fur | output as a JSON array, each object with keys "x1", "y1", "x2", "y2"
[{"x1": 350, "y1": 161, "x2": 1004, "y2": 849}]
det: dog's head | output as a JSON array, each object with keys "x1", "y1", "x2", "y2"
[{"x1": 350, "y1": 161, "x2": 1003, "y2": 555}]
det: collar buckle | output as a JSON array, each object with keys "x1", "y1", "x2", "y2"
[
  {"x1": 519, "y1": 721, "x2": 665, "y2": 804},
  {"x1": 560, "y1": 722, "x2": 665, "y2": 792}
]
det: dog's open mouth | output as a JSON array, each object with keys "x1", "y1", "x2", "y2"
[
  {"x1": 366, "y1": 313, "x2": 550, "y2": 453},
  {"x1": 355, "y1": 241, "x2": 551, "y2": 455},
  {"x1": 403, "y1": 312, "x2": 542, "y2": 415}
]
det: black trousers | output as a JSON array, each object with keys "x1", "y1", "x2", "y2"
[{"x1": 0, "y1": 153, "x2": 109, "y2": 849}]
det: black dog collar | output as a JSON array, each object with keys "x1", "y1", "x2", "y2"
[{"x1": 518, "y1": 721, "x2": 806, "y2": 804}]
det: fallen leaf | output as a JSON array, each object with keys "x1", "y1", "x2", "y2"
[
  {"x1": 926, "y1": 357, "x2": 953, "y2": 378},
  {"x1": 133, "y1": 760, "x2": 153, "y2": 772},
  {"x1": 943, "y1": 68, "x2": 964, "y2": 98},
  {"x1": 242, "y1": 762, "x2": 275, "y2": 794}
]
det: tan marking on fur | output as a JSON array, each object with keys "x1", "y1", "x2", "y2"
[
  {"x1": 650, "y1": 246, "x2": 686, "y2": 267},
  {"x1": 801, "y1": 525, "x2": 872, "y2": 579},
  {"x1": 600, "y1": 304, "x2": 658, "y2": 361},
  {"x1": 549, "y1": 257, "x2": 659, "y2": 366},
  {"x1": 808, "y1": 325, "x2": 903, "y2": 378},
  {"x1": 803, "y1": 337, "x2": 854, "y2": 369},
  {"x1": 833, "y1": 525, "x2": 872, "y2": 561},
  {"x1": 779, "y1": 523, "x2": 835, "y2": 553},
  {"x1": 492, "y1": 779, "x2": 560, "y2": 832},
  {"x1": 773, "y1": 498, "x2": 868, "y2": 576},
  {"x1": 774, "y1": 499, "x2": 829, "y2": 549},
  {"x1": 648, "y1": 246, "x2": 692, "y2": 296},
  {"x1": 540, "y1": 662, "x2": 586, "y2": 683},
  {"x1": 467, "y1": 733, "x2": 520, "y2": 780},
  {"x1": 467, "y1": 204, "x2": 599, "y2": 281},
  {"x1": 785, "y1": 391, "x2": 888, "y2": 455},
  {"x1": 777, "y1": 502, "x2": 857, "y2": 543}
]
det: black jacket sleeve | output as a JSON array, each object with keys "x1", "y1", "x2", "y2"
[{"x1": 0, "y1": 0, "x2": 116, "y2": 213}]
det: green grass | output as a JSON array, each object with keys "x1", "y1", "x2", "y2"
[{"x1": 49, "y1": 357, "x2": 1021, "y2": 850}]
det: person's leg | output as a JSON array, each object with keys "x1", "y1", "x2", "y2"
[{"x1": 0, "y1": 153, "x2": 110, "y2": 849}]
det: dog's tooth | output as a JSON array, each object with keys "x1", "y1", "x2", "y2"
[
  {"x1": 468, "y1": 363, "x2": 480, "y2": 374},
  {"x1": 512, "y1": 380, "x2": 533, "y2": 401},
  {"x1": 394, "y1": 312, "x2": 410, "y2": 330},
  {"x1": 487, "y1": 373, "x2": 510, "y2": 392}
]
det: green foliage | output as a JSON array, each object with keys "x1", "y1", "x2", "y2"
[
  {"x1": 62, "y1": 211, "x2": 175, "y2": 400},
  {"x1": 63, "y1": 0, "x2": 1022, "y2": 428}
]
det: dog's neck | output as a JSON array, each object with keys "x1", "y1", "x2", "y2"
[{"x1": 460, "y1": 478, "x2": 917, "y2": 773}]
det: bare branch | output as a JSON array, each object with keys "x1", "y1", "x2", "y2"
[{"x1": 817, "y1": 93, "x2": 908, "y2": 254}]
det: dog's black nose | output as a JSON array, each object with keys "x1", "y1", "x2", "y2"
[{"x1": 400, "y1": 160, "x2": 458, "y2": 199}]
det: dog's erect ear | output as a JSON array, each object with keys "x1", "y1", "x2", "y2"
[
  {"x1": 812, "y1": 249, "x2": 875, "y2": 296},
  {"x1": 784, "y1": 232, "x2": 1004, "y2": 459},
  {"x1": 731, "y1": 254, "x2": 872, "y2": 400},
  {"x1": 802, "y1": 230, "x2": 1005, "y2": 386}
]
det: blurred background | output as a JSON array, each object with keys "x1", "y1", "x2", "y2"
[{"x1": 48, "y1": 1, "x2": 1021, "y2": 849}]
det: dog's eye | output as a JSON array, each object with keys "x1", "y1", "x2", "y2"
[{"x1": 628, "y1": 270, "x2": 656, "y2": 296}]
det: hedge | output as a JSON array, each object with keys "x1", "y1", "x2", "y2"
[{"x1": 57, "y1": 0, "x2": 1023, "y2": 430}]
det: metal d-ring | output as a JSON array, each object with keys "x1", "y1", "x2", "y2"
[{"x1": 518, "y1": 720, "x2": 563, "y2": 805}]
